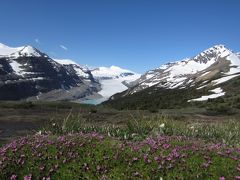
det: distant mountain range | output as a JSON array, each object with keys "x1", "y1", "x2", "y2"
[
  {"x1": 0, "y1": 43, "x2": 140, "y2": 101},
  {"x1": 1, "y1": 42, "x2": 240, "y2": 109},
  {"x1": 105, "y1": 45, "x2": 240, "y2": 110}
]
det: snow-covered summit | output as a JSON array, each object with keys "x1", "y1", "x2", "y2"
[
  {"x1": 10, "y1": 45, "x2": 44, "y2": 58},
  {"x1": 0, "y1": 43, "x2": 44, "y2": 58},
  {"x1": 237, "y1": 52, "x2": 240, "y2": 58},
  {"x1": 18, "y1": 46, "x2": 43, "y2": 57},
  {"x1": 53, "y1": 58, "x2": 91, "y2": 79},
  {"x1": 91, "y1": 65, "x2": 140, "y2": 79},
  {"x1": 54, "y1": 59, "x2": 80, "y2": 66},
  {"x1": 0, "y1": 43, "x2": 24, "y2": 57},
  {"x1": 193, "y1": 44, "x2": 232, "y2": 63}
]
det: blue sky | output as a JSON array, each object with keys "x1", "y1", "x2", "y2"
[{"x1": 0, "y1": 0, "x2": 239, "y2": 73}]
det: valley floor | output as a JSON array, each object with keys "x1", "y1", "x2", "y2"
[{"x1": 0, "y1": 102, "x2": 239, "y2": 146}]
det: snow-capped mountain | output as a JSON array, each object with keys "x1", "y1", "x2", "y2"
[
  {"x1": 105, "y1": 45, "x2": 240, "y2": 109},
  {"x1": 237, "y1": 52, "x2": 240, "y2": 58},
  {"x1": 0, "y1": 43, "x2": 100, "y2": 101},
  {"x1": 54, "y1": 59, "x2": 94, "y2": 81},
  {"x1": 127, "y1": 45, "x2": 240, "y2": 96},
  {"x1": 90, "y1": 66, "x2": 141, "y2": 103},
  {"x1": 0, "y1": 43, "x2": 139, "y2": 102},
  {"x1": 0, "y1": 43, "x2": 47, "y2": 58},
  {"x1": 47, "y1": 61, "x2": 140, "y2": 103},
  {"x1": 50, "y1": 61, "x2": 141, "y2": 103},
  {"x1": 0, "y1": 43, "x2": 23, "y2": 56}
]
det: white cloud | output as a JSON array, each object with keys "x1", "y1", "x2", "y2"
[
  {"x1": 35, "y1": 38, "x2": 40, "y2": 44},
  {"x1": 60, "y1": 45, "x2": 68, "y2": 51}
]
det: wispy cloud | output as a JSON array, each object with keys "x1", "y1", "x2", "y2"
[
  {"x1": 60, "y1": 45, "x2": 68, "y2": 51},
  {"x1": 35, "y1": 38, "x2": 40, "y2": 44}
]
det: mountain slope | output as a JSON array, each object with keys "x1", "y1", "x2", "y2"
[
  {"x1": 128, "y1": 45, "x2": 239, "y2": 93},
  {"x1": 0, "y1": 43, "x2": 100, "y2": 101},
  {"x1": 54, "y1": 59, "x2": 96, "y2": 82},
  {"x1": 104, "y1": 45, "x2": 240, "y2": 110}
]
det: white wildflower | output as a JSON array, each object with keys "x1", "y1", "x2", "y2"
[
  {"x1": 159, "y1": 123, "x2": 165, "y2": 128},
  {"x1": 131, "y1": 133, "x2": 137, "y2": 137},
  {"x1": 124, "y1": 133, "x2": 127, "y2": 140}
]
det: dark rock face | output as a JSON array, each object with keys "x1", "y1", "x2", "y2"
[
  {"x1": 0, "y1": 81, "x2": 38, "y2": 100},
  {"x1": 0, "y1": 54, "x2": 97, "y2": 100},
  {"x1": 0, "y1": 58, "x2": 12, "y2": 75}
]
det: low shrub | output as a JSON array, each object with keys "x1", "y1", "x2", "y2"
[{"x1": 206, "y1": 104, "x2": 234, "y2": 115}]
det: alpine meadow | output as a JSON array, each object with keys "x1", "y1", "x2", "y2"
[{"x1": 0, "y1": 0, "x2": 240, "y2": 179}]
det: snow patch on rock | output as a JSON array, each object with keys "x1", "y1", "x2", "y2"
[
  {"x1": 188, "y1": 87, "x2": 225, "y2": 102},
  {"x1": 9, "y1": 60, "x2": 24, "y2": 75},
  {"x1": 212, "y1": 74, "x2": 240, "y2": 85}
]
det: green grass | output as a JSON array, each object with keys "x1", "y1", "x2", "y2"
[
  {"x1": 42, "y1": 113, "x2": 240, "y2": 146},
  {"x1": 0, "y1": 100, "x2": 95, "y2": 110}
]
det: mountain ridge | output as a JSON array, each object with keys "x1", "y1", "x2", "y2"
[
  {"x1": 104, "y1": 44, "x2": 240, "y2": 110},
  {"x1": 0, "y1": 43, "x2": 100, "y2": 101},
  {"x1": 0, "y1": 43, "x2": 140, "y2": 102},
  {"x1": 127, "y1": 44, "x2": 239, "y2": 93}
]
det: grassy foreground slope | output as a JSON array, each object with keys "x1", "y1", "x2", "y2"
[
  {"x1": 0, "y1": 112, "x2": 240, "y2": 179},
  {"x1": 1, "y1": 133, "x2": 240, "y2": 179}
]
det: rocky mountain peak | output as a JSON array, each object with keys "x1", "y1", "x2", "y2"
[
  {"x1": 193, "y1": 44, "x2": 232, "y2": 63},
  {"x1": 10, "y1": 45, "x2": 46, "y2": 58},
  {"x1": 0, "y1": 43, "x2": 46, "y2": 58}
]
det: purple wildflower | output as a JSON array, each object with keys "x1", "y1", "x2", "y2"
[
  {"x1": 132, "y1": 157, "x2": 138, "y2": 161},
  {"x1": 166, "y1": 156, "x2": 172, "y2": 161},
  {"x1": 24, "y1": 174, "x2": 32, "y2": 180},
  {"x1": 237, "y1": 165, "x2": 240, "y2": 171},
  {"x1": 202, "y1": 163, "x2": 209, "y2": 168},
  {"x1": 39, "y1": 165, "x2": 45, "y2": 171},
  {"x1": 163, "y1": 143, "x2": 170, "y2": 149},
  {"x1": 42, "y1": 177, "x2": 51, "y2": 180},
  {"x1": 133, "y1": 171, "x2": 141, "y2": 177},
  {"x1": 154, "y1": 156, "x2": 160, "y2": 162},
  {"x1": 102, "y1": 175, "x2": 107, "y2": 180},
  {"x1": 10, "y1": 174, "x2": 17, "y2": 180}
]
